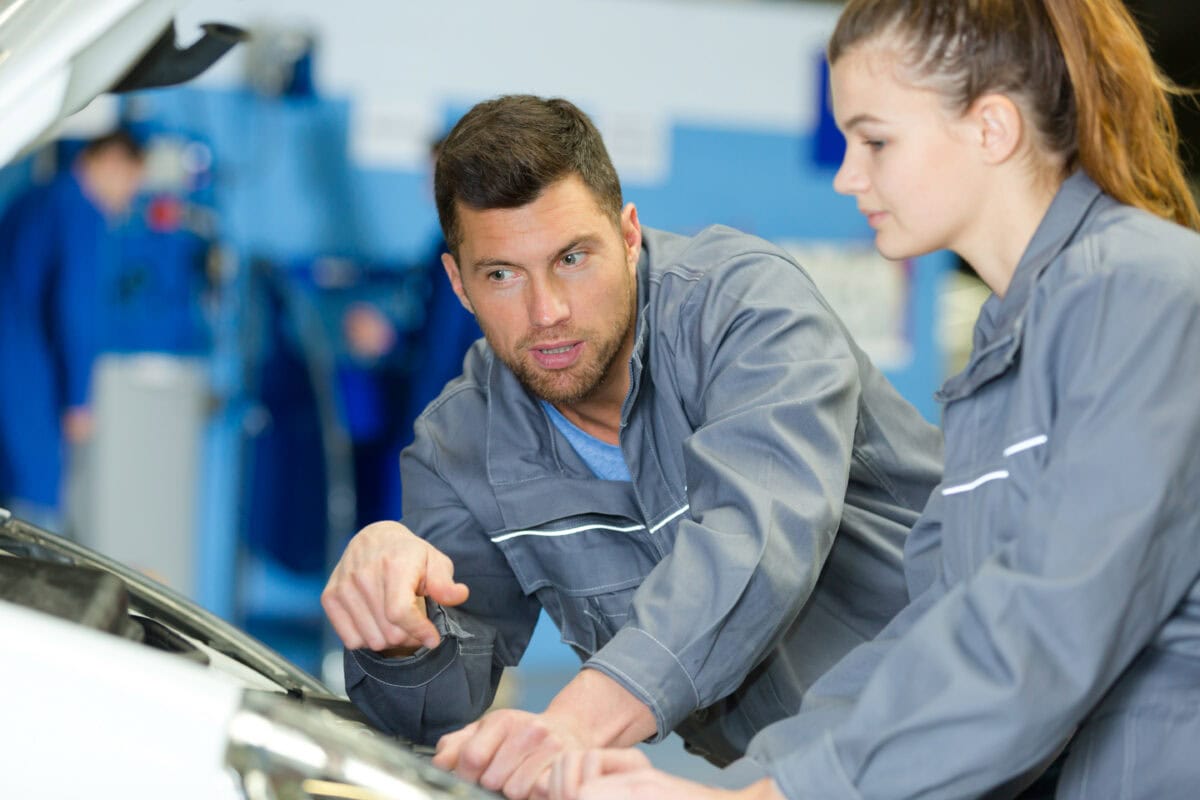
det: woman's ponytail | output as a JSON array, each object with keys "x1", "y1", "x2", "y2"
[{"x1": 1044, "y1": 0, "x2": 1200, "y2": 230}]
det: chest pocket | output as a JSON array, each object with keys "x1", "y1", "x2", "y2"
[
  {"x1": 491, "y1": 514, "x2": 663, "y2": 660},
  {"x1": 939, "y1": 373, "x2": 1050, "y2": 573},
  {"x1": 937, "y1": 324, "x2": 1036, "y2": 569}
]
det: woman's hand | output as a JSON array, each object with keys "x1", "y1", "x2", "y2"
[{"x1": 548, "y1": 748, "x2": 785, "y2": 800}]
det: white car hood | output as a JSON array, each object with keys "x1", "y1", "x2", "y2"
[
  {"x1": 0, "y1": 0, "x2": 185, "y2": 164},
  {"x1": 2, "y1": 599, "x2": 245, "y2": 799}
]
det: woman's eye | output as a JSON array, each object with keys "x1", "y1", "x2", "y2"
[{"x1": 865, "y1": 139, "x2": 885, "y2": 151}]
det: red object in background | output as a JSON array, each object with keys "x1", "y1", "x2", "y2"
[{"x1": 146, "y1": 194, "x2": 183, "y2": 232}]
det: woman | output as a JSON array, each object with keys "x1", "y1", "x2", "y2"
[{"x1": 549, "y1": 1, "x2": 1200, "y2": 798}]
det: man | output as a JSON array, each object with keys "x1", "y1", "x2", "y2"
[
  {"x1": 321, "y1": 95, "x2": 942, "y2": 799},
  {"x1": 0, "y1": 129, "x2": 145, "y2": 530}
]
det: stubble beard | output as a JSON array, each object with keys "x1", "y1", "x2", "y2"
[{"x1": 486, "y1": 276, "x2": 636, "y2": 406}]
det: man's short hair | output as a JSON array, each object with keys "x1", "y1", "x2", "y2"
[
  {"x1": 434, "y1": 95, "x2": 623, "y2": 256},
  {"x1": 80, "y1": 128, "x2": 145, "y2": 161}
]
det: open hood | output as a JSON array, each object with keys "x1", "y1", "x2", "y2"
[
  {"x1": 0, "y1": 508, "x2": 502, "y2": 798},
  {"x1": 0, "y1": 0, "x2": 244, "y2": 164}
]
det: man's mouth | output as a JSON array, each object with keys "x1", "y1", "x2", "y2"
[{"x1": 529, "y1": 340, "x2": 583, "y2": 369}]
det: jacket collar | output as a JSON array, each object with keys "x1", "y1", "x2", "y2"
[
  {"x1": 621, "y1": 245, "x2": 653, "y2": 425},
  {"x1": 936, "y1": 171, "x2": 1105, "y2": 403}
]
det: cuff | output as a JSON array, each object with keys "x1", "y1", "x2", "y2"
[
  {"x1": 347, "y1": 601, "x2": 472, "y2": 688},
  {"x1": 583, "y1": 625, "x2": 699, "y2": 742},
  {"x1": 769, "y1": 732, "x2": 862, "y2": 800}
]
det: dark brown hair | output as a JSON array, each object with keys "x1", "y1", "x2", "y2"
[
  {"x1": 434, "y1": 95, "x2": 624, "y2": 255},
  {"x1": 80, "y1": 128, "x2": 145, "y2": 161},
  {"x1": 829, "y1": 0, "x2": 1200, "y2": 230}
]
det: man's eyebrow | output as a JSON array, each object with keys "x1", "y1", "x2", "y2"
[
  {"x1": 551, "y1": 235, "x2": 601, "y2": 263},
  {"x1": 469, "y1": 233, "x2": 606, "y2": 272},
  {"x1": 470, "y1": 256, "x2": 520, "y2": 272}
]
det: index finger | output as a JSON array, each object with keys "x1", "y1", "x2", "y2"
[
  {"x1": 379, "y1": 559, "x2": 442, "y2": 649},
  {"x1": 423, "y1": 549, "x2": 470, "y2": 607},
  {"x1": 433, "y1": 721, "x2": 480, "y2": 772},
  {"x1": 450, "y1": 714, "x2": 515, "y2": 785}
]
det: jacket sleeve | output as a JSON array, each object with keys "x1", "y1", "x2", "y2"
[
  {"x1": 901, "y1": 484, "x2": 944, "y2": 600},
  {"x1": 584, "y1": 252, "x2": 868, "y2": 738},
  {"x1": 345, "y1": 411, "x2": 541, "y2": 744},
  {"x1": 761, "y1": 271, "x2": 1200, "y2": 798},
  {"x1": 721, "y1": 580, "x2": 946, "y2": 788},
  {"x1": 53, "y1": 197, "x2": 105, "y2": 410}
]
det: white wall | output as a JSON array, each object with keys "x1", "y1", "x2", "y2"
[{"x1": 174, "y1": 0, "x2": 841, "y2": 171}]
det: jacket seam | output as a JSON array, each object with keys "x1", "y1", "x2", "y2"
[{"x1": 631, "y1": 626, "x2": 701, "y2": 706}]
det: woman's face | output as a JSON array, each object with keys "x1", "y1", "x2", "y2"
[{"x1": 830, "y1": 43, "x2": 986, "y2": 262}]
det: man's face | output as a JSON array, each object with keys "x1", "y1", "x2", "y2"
[
  {"x1": 442, "y1": 174, "x2": 641, "y2": 407},
  {"x1": 83, "y1": 147, "x2": 145, "y2": 217}
]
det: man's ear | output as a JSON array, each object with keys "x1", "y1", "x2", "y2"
[
  {"x1": 441, "y1": 252, "x2": 474, "y2": 314},
  {"x1": 620, "y1": 202, "x2": 642, "y2": 270},
  {"x1": 971, "y1": 93, "x2": 1024, "y2": 166}
]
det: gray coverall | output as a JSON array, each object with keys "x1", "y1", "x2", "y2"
[
  {"x1": 723, "y1": 172, "x2": 1200, "y2": 798},
  {"x1": 345, "y1": 225, "x2": 943, "y2": 761}
]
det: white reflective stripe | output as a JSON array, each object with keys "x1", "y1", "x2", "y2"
[
  {"x1": 649, "y1": 504, "x2": 690, "y2": 533},
  {"x1": 1003, "y1": 434, "x2": 1048, "y2": 457},
  {"x1": 489, "y1": 503, "x2": 690, "y2": 543},
  {"x1": 941, "y1": 470, "x2": 1010, "y2": 496},
  {"x1": 490, "y1": 521, "x2": 644, "y2": 543}
]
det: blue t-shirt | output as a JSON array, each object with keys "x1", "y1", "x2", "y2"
[{"x1": 540, "y1": 400, "x2": 631, "y2": 481}]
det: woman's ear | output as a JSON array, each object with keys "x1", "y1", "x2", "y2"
[{"x1": 971, "y1": 93, "x2": 1025, "y2": 165}]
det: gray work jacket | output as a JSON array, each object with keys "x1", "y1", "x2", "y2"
[
  {"x1": 345, "y1": 225, "x2": 943, "y2": 759},
  {"x1": 731, "y1": 173, "x2": 1200, "y2": 798}
]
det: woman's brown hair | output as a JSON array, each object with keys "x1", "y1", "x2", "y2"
[{"x1": 829, "y1": 0, "x2": 1200, "y2": 230}]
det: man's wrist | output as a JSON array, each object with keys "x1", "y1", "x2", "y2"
[
  {"x1": 542, "y1": 669, "x2": 657, "y2": 748},
  {"x1": 585, "y1": 626, "x2": 699, "y2": 739}
]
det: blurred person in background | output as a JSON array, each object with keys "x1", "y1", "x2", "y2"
[
  {"x1": 340, "y1": 135, "x2": 482, "y2": 527},
  {"x1": 0, "y1": 129, "x2": 145, "y2": 532},
  {"x1": 397, "y1": 134, "x2": 486, "y2": 443}
]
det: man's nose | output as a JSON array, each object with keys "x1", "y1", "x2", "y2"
[{"x1": 528, "y1": 276, "x2": 570, "y2": 328}]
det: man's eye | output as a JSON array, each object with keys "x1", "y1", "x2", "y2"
[
  {"x1": 561, "y1": 251, "x2": 586, "y2": 267},
  {"x1": 488, "y1": 269, "x2": 515, "y2": 281}
]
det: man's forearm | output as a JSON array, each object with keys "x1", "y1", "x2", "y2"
[{"x1": 542, "y1": 669, "x2": 658, "y2": 748}]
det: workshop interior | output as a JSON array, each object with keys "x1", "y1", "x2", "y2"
[{"x1": 0, "y1": 0, "x2": 1196, "y2": 797}]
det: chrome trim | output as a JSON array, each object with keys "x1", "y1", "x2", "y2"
[{"x1": 226, "y1": 692, "x2": 499, "y2": 800}]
